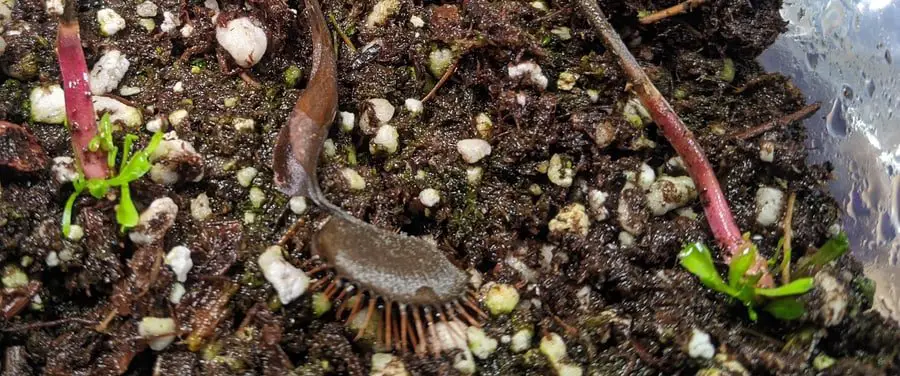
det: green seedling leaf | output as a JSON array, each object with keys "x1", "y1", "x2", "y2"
[
  {"x1": 679, "y1": 243, "x2": 734, "y2": 295},
  {"x1": 795, "y1": 233, "x2": 850, "y2": 278},
  {"x1": 755, "y1": 277, "x2": 814, "y2": 297},
  {"x1": 729, "y1": 245, "x2": 757, "y2": 289},
  {"x1": 116, "y1": 184, "x2": 139, "y2": 230},
  {"x1": 764, "y1": 298, "x2": 806, "y2": 320},
  {"x1": 61, "y1": 186, "x2": 82, "y2": 237}
]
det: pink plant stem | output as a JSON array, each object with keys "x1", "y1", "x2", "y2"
[
  {"x1": 577, "y1": 0, "x2": 773, "y2": 286},
  {"x1": 57, "y1": 3, "x2": 108, "y2": 180}
]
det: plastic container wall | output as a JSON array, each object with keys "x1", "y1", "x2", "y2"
[{"x1": 758, "y1": 0, "x2": 899, "y2": 319}]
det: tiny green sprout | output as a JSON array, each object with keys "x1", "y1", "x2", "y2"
[
  {"x1": 794, "y1": 232, "x2": 849, "y2": 278},
  {"x1": 284, "y1": 65, "x2": 303, "y2": 88},
  {"x1": 62, "y1": 130, "x2": 164, "y2": 236},
  {"x1": 678, "y1": 242, "x2": 814, "y2": 321}
]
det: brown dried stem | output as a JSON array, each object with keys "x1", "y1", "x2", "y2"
[
  {"x1": 577, "y1": 0, "x2": 773, "y2": 286},
  {"x1": 729, "y1": 103, "x2": 822, "y2": 140},
  {"x1": 639, "y1": 0, "x2": 707, "y2": 25}
]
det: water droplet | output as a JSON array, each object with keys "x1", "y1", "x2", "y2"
[
  {"x1": 866, "y1": 79, "x2": 876, "y2": 97},
  {"x1": 826, "y1": 98, "x2": 848, "y2": 137},
  {"x1": 887, "y1": 49, "x2": 893, "y2": 65},
  {"x1": 807, "y1": 52, "x2": 820, "y2": 69},
  {"x1": 842, "y1": 84, "x2": 854, "y2": 99}
]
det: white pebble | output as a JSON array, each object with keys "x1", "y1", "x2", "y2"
[
  {"x1": 688, "y1": 329, "x2": 715, "y2": 359},
  {"x1": 149, "y1": 137, "x2": 204, "y2": 184},
  {"x1": 636, "y1": 163, "x2": 656, "y2": 190},
  {"x1": 467, "y1": 327, "x2": 498, "y2": 360},
  {"x1": 483, "y1": 283, "x2": 519, "y2": 316},
  {"x1": 540, "y1": 333, "x2": 567, "y2": 364},
  {"x1": 547, "y1": 154, "x2": 574, "y2": 187},
  {"x1": 409, "y1": 15, "x2": 424, "y2": 28},
  {"x1": 755, "y1": 187, "x2": 784, "y2": 227},
  {"x1": 243, "y1": 211, "x2": 256, "y2": 224},
  {"x1": 365, "y1": 0, "x2": 400, "y2": 27},
  {"x1": 165, "y1": 246, "x2": 193, "y2": 283},
  {"x1": 146, "y1": 117, "x2": 164, "y2": 133},
  {"x1": 160, "y1": 11, "x2": 180, "y2": 33},
  {"x1": 190, "y1": 193, "x2": 212, "y2": 221},
  {"x1": 466, "y1": 167, "x2": 483, "y2": 185},
  {"x1": 97, "y1": 8, "x2": 126, "y2": 36},
  {"x1": 404, "y1": 98, "x2": 423, "y2": 114},
  {"x1": 359, "y1": 98, "x2": 395, "y2": 132},
  {"x1": 338, "y1": 111, "x2": 355, "y2": 132},
  {"x1": 136, "y1": 1, "x2": 158, "y2": 17},
  {"x1": 815, "y1": 272, "x2": 848, "y2": 326},
  {"x1": 341, "y1": 168, "x2": 366, "y2": 190},
  {"x1": 29, "y1": 85, "x2": 66, "y2": 124},
  {"x1": 45, "y1": 0, "x2": 63, "y2": 16},
  {"x1": 93, "y1": 96, "x2": 142, "y2": 128},
  {"x1": 759, "y1": 140, "x2": 775, "y2": 162},
  {"x1": 645, "y1": 176, "x2": 698, "y2": 216},
  {"x1": 370, "y1": 125, "x2": 399, "y2": 154},
  {"x1": 428, "y1": 48, "x2": 453, "y2": 77},
  {"x1": 548, "y1": 203, "x2": 590, "y2": 236},
  {"x1": 666, "y1": 156, "x2": 686, "y2": 172},
  {"x1": 588, "y1": 190, "x2": 609, "y2": 221},
  {"x1": 169, "y1": 282, "x2": 186, "y2": 303},
  {"x1": 216, "y1": 17, "x2": 268, "y2": 68},
  {"x1": 236, "y1": 167, "x2": 258, "y2": 187},
  {"x1": 180, "y1": 23, "x2": 194, "y2": 38},
  {"x1": 258, "y1": 246, "x2": 310, "y2": 304},
  {"x1": 510, "y1": 329, "x2": 533, "y2": 353},
  {"x1": 323, "y1": 139, "x2": 337, "y2": 157},
  {"x1": 289, "y1": 196, "x2": 308, "y2": 215},
  {"x1": 51, "y1": 156, "x2": 78, "y2": 184},
  {"x1": 550, "y1": 26, "x2": 572, "y2": 40},
  {"x1": 249, "y1": 187, "x2": 266, "y2": 208},
  {"x1": 129, "y1": 197, "x2": 178, "y2": 246},
  {"x1": 138, "y1": 317, "x2": 176, "y2": 350},
  {"x1": 457, "y1": 139, "x2": 492, "y2": 163},
  {"x1": 508, "y1": 61, "x2": 548, "y2": 90},
  {"x1": 432, "y1": 321, "x2": 476, "y2": 375},
  {"x1": 557, "y1": 71, "x2": 578, "y2": 91},
  {"x1": 168, "y1": 109, "x2": 189, "y2": 126},
  {"x1": 232, "y1": 117, "x2": 255, "y2": 132},
  {"x1": 45, "y1": 251, "x2": 60, "y2": 267},
  {"x1": 418, "y1": 188, "x2": 441, "y2": 207},
  {"x1": 172, "y1": 81, "x2": 184, "y2": 93},
  {"x1": 119, "y1": 86, "x2": 142, "y2": 96},
  {"x1": 371, "y1": 353, "x2": 409, "y2": 376},
  {"x1": 138, "y1": 18, "x2": 156, "y2": 32},
  {"x1": 66, "y1": 224, "x2": 84, "y2": 241},
  {"x1": 89, "y1": 50, "x2": 129, "y2": 95},
  {"x1": 619, "y1": 231, "x2": 635, "y2": 247}
]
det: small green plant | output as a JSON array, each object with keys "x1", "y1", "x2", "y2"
[
  {"x1": 62, "y1": 114, "x2": 163, "y2": 236},
  {"x1": 794, "y1": 232, "x2": 849, "y2": 278},
  {"x1": 679, "y1": 242, "x2": 814, "y2": 321}
]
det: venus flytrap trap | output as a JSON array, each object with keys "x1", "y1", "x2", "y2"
[{"x1": 678, "y1": 242, "x2": 814, "y2": 321}]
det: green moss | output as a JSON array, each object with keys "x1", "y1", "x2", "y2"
[
  {"x1": 719, "y1": 58, "x2": 735, "y2": 83},
  {"x1": 284, "y1": 65, "x2": 303, "y2": 88}
]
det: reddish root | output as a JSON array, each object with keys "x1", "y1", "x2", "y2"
[
  {"x1": 57, "y1": 3, "x2": 108, "y2": 179},
  {"x1": 577, "y1": 0, "x2": 773, "y2": 286}
]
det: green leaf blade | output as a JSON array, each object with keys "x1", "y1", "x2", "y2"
[
  {"x1": 755, "y1": 277, "x2": 815, "y2": 297},
  {"x1": 679, "y1": 243, "x2": 734, "y2": 296},
  {"x1": 764, "y1": 298, "x2": 806, "y2": 320},
  {"x1": 729, "y1": 245, "x2": 757, "y2": 289}
]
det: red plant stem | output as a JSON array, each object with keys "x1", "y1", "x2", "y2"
[
  {"x1": 57, "y1": 2, "x2": 108, "y2": 179},
  {"x1": 577, "y1": 0, "x2": 774, "y2": 286}
]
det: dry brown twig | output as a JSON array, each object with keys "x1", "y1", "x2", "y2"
[
  {"x1": 729, "y1": 103, "x2": 822, "y2": 140},
  {"x1": 576, "y1": 0, "x2": 774, "y2": 286},
  {"x1": 421, "y1": 60, "x2": 460, "y2": 103},
  {"x1": 780, "y1": 192, "x2": 797, "y2": 284},
  {"x1": 639, "y1": 0, "x2": 707, "y2": 24}
]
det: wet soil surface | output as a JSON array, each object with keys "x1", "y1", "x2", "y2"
[{"x1": 0, "y1": 0, "x2": 898, "y2": 374}]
